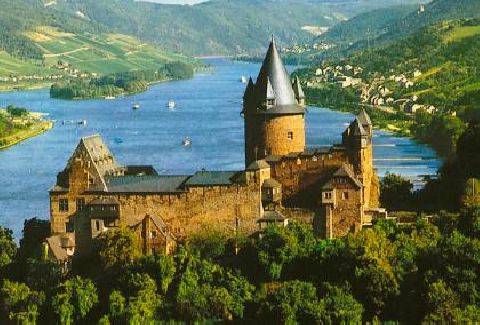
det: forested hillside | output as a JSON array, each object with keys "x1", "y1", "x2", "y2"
[
  {"x1": 48, "y1": 0, "x2": 345, "y2": 56},
  {"x1": 343, "y1": 19, "x2": 480, "y2": 119},
  {"x1": 316, "y1": 5, "x2": 418, "y2": 47},
  {"x1": 293, "y1": 0, "x2": 480, "y2": 62}
]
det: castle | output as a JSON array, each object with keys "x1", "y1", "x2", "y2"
[{"x1": 46, "y1": 38, "x2": 383, "y2": 264}]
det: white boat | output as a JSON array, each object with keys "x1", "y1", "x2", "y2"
[
  {"x1": 78, "y1": 120, "x2": 87, "y2": 125},
  {"x1": 182, "y1": 137, "x2": 192, "y2": 147},
  {"x1": 168, "y1": 100, "x2": 176, "y2": 109},
  {"x1": 132, "y1": 103, "x2": 140, "y2": 110},
  {"x1": 105, "y1": 96, "x2": 115, "y2": 100},
  {"x1": 241, "y1": 76, "x2": 247, "y2": 83}
]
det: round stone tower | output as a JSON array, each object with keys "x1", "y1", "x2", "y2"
[{"x1": 242, "y1": 37, "x2": 306, "y2": 167}]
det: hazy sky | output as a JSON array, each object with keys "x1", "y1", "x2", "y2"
[{"x1": 140, "y1": 0, "x2": 208, "y2": 4}]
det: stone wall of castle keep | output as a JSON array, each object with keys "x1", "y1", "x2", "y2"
[{"x1": 245, "y1": 114, "x2": 305, "y2": 166}]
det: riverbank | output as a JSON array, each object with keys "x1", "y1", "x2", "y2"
[
  {"x1": 0, "y1": 118, "x2": 53, "y2": 150},
  {"x1": 305, "y1": 89, "x2": 461, "y2": 158},
  {"x1": 0, "y1": 82, "x2": 54, "y2": 93}
]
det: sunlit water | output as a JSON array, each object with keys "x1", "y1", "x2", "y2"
[{"x1": 0, "y1": 59, "x2": 442, "y2": 238}]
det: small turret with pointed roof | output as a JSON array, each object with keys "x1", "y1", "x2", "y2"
[
  {"x1": 356, "y1": 109, "x2": 372, "y2": 138},
  {"x1": 292, "y1": 76, "x2": 305, "y2": 106}
]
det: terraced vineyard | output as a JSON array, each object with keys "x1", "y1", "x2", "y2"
[
  {"x1": 0, "y1": 26, "x2": 196, "y2": 81},
  {"x1": 28, "y1": 27, "x2": 195, "y2": 74}
]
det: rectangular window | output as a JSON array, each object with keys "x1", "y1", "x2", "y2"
[
  {"x1": 342, "y1": 192, "x2": 349, "y2": 200},
  {"x1": 66, "y1": 221, "x2": 74, "y2": 232},
  {"x1": 324, "y1": 192, "x2": 332, "y2": 200},
  {"x1": 267, "y1": 99, "x2": 275, "y2": 106},
  {"x1": 59, "y1": 199, "x2": 69, "y2": 212},
  {"x1": 288, "y1": 131, "x2": 293, "y2": 140},
  {"x1": 76, "y1": 198, "x2": 85, "y2": 211},
  {"x1": 95, "y1": 220, "x2": 100, "y2": 232},
  {"x1": 149, "y1": 231, "x2": 157, "y2": 239}
]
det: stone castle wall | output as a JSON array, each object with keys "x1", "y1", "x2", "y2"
[
  {"x1": 268, "y1": 149, "x2": 351, "y2": 207},
  {"x1": 52, "y1": 182, "x2": 262, "y2": 253},
  {"x1": 315, "y1": 184, "x2": 363, "y2": 238},
  {"x1": 245, "y1": 114, "x2": 305, "y2": 166}
]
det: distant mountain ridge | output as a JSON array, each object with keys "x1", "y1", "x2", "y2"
[{"x1": 47, "y1": 0, "x2": 346, "y2": 56}]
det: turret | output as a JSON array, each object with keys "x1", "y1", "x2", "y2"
[
  {"x1": 292, "y1": 76, "x2": 306, "y2": 106},
  {"x1": 341, "y1": 110, "x2": 376, "y2": 209},
  {"x1": 243, "y1": 37, "x2": 306, "y2": 167}
]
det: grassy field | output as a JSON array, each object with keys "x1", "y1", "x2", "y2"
[
  {"x1": 25, "y1": 27, "x2": 194, "y2": 74},
  {"x1": 443, "y1": 25, "x2": 480, "y2": 43},
  {"x1": 0, "y1": 51, "x2": 55, "y2": 76},
  {"x1": 0, "y1": 26, "x2": 195, "y2": 79}
]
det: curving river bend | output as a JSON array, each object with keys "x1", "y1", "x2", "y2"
[{"x1": 0, "y1": 59, "x2": 442, "y2": 238}]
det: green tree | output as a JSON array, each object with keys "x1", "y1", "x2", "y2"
[
  {"x1": 124, "y1": 273, "x2": 161, "y2": 323},
  {"x1": 457, "y1": 122, "x2": 480, "y2": 178},
  {"x1": 127, "y1": 254, "x2": 176, "y2": 294},
  {"x1": 318, "y1": 283, "x2": 364, "y2": 324},
  {"x1": 51, "y1": 276, "x2": 98, "y2": 324},
  {"x1": 346, "y1": 229, "x2": 399, "y2": 318},
  {"x1": 18, "y1": 218, "x2": 50, "y2": 262},
  {"x1": 254, "y1": 280, "x2": 323, "y2": 323},
  {"x1": 0, "y1": 280, "x2": 45, "y2": 325},
  {"x1": 380, "y1": 172, "x2": 413, "y2": 211},
  {"x1": 256, "y1": 222, "x2": 316, "y2": 281},
  {"x1": 424, "y1": 280, "x2": 460, "y2": 322},
  {"x1": 95, "y1": 227, "x2": 140, "y2": 269},
  {"x1": 175, "y1": 251, "x2": 253, "y2": 321},
  {"x1": 0, "y1": 226, "x2": 17, "y2": 268}
]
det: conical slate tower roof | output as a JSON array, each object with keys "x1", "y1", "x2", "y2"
[
  {"x1": 357, "y1": 109, "x2": 372, "y2": 126},
  {"x1": 256, "y1": 38, "x2": 297, "y2": 106},
  {"x1": 243, "y1": 37, "x2": 305, "y2": 115}
]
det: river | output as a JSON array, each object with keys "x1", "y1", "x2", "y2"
[{"x1": 0, "y1": 59, "x2": 442, "y2": 238}]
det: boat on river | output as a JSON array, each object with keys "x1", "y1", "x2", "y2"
[
  {"x1": 132, "y1": 103, "x2": 140, "y2": 110},
  {"x1": 241, "y1": 76, "x2": 247, "y2": 83},
  {"x1": 182, "y1": 137, "x2": 192, "y2": 147},
  {"x1": 168, "y1": 100, "x2": 176, "y2": 109}
]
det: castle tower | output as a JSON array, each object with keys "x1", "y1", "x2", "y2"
[
  {"x1": 242, "y1": 37, "x2": 306, "y2": 167},
  {"x1": 342, "y1": 110, "x2": 378, "y2": 208}
]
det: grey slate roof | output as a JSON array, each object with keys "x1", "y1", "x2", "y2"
[
  {"x1": 257, "y1": 38, "x2": 296, "y2": 106},
  {"x1": 247, "y1": 159, "x2": 270, "y2": 171},
  {"x1": 81, "y1": 135, "x2": 121, "y2": 176},
  {"x1": 263, "y1": 178, "x2": 281, "y2": 188},
  {"x1": 357, "y1": 109, "x2": 372, "y2": 126},
  {"x1": 333, "y1": 165, "x2": 363, "y2": 188},
  {"x1": 292, "y1": 76, "x2": 305, "y2": 99},
  {"x1": 184, "y1": 171, "x2": 240, "y2": 187},
  {"x1": 245, "y1": 38, "x2": 305, "y2": 116},
  {"x1": 256, "y1": 104, "x2": 306, "y2": 115},
  {"x1": 97, "y1": 175, "x2": 189, "y2": 193},
  {"x1": 352, "y1": 118, "x2": 368, "y2": 136},
  {"x1": 46, "y1": 233, "x2": 75, "y2": 261}
]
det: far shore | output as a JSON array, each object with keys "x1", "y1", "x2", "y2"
[{"x1": 0, "y1": 119, "x2": 53, "y2": 150}]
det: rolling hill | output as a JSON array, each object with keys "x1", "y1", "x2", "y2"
[
  {"x1": 47, "y1": 0, "x2": 346, "y2": 56},
  {"x1": 24, "y1": 27, "x2": 194, "y2": 75},
  {"x1": 290, "y1": 0, "x2": 480, "y2": 63}
]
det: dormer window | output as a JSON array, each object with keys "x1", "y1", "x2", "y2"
[
  {"x1": 324, "y1": 192, "x2": 332, "y2": 200},
  {"x1": 267, "y1": 99, "x2": 275, "y2": 106}
]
